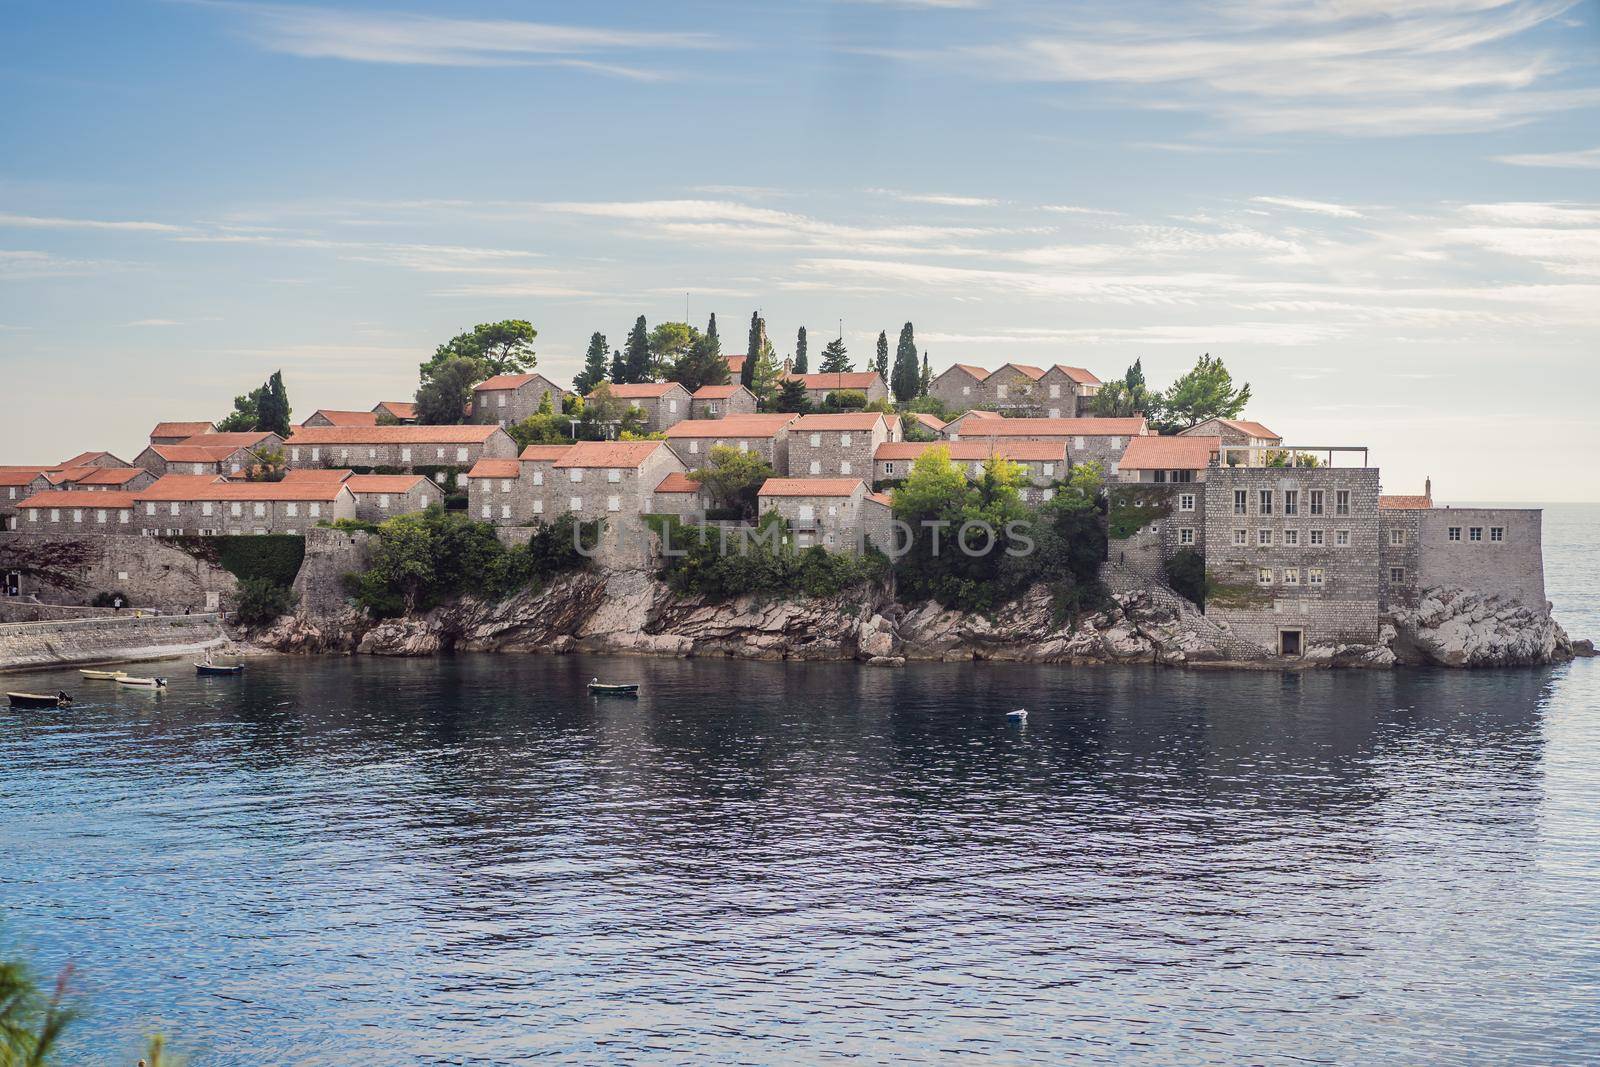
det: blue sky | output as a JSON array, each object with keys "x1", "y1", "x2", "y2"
[{"x1": 2, "y1": 0, "x2": 1598, "y2": 500}]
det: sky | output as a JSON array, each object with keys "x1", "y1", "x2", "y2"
[{"x1": 2, "y1": 0, "x2": 1598, "y2": 501}]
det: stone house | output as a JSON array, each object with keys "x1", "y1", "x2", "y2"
[
  {"x1": 282, "y1": 425, "x2": 516, "y2": 488},
  {"x1": 473, "y1": 373, "x2": 568, "y2": 428},
  {"x1": 507, "y1": 445, "x2": 577, "y2": 524},
  {"x1": 58, "y1": 467, "x2": 156, "y2": 492},
  {"x1": 466, "y1": 458, "x2": 526, "y2": 525},
  {"x1": 1374, "y1": 480, "x2": 1546, "y2": 613},
  {"x1": 785, "y1": 371, "x2": 888, "y2": 406},
  {"x1": 601, "y1": 382, "x2": 693, "y2": 433},
  {"x1": 180, "y1": 432, "x2": 285, "y2": 454},
  {"x1": 691, "y1": 383, "x2": 757, "y2": 420},
  {"x1": 928, "y1": 364, "x2": 991, "y2": 410},
  {"x1": 981, "y1": 364, "x2": 1049, "y2": 413},
  {"x1": 149, "y1": 421, "x2": 216, "y2": 445},
  {"x1": 1037, "y1": 365, "x2": 1101, "y2": 418},
  {"x1": 1180, "y1": 419, "x2": 1282, "y2": 465},
  {"x1": 908, "y1": 412, "x2": 946, "y2": 436},
  {"x1": 757, "y1": 478, "x2": 871, "y2": 553},
  {"x1": 862, "y1": 491, "x2": 897, "y2": 555},
  {"x1": 16, "y1": 490, "x2": 141, "y2": 533},
  {"x1": 545, "y1": 441, "x2": 686, "y2": 528},
  {"x1": 664, "y1": 414, "x2": 798, "y2": 474},
  {"x1": 1116, "y1": 435, "x2": 1220, "y2": 483},
  {"x1": 650, "y1": 471, "x2": 709, "y2": 520},
  {"x1": 941, "y1": 410, "x2": 1001, "y2": 436},
  {"x1": 1378, "y1": 490, "x2": 1427, "y2": 610},
  {"x1": 788, "y1": 413, "x2": 899, "y2": 480},
  {"x1": 372, "y1": 401, "x2": 418, "y2": 423},
  {"x1": 929, "y1": 363, "x2": 1101, "y2": 416},
  {"x1": 946, "y1": 416, "x2": 1146, "y2": 474},
  {"x1": 302, "y1": 409, "x2": 378, "y2": 428},
  {"x1": 1, "y1": 469, "x2": 54, "y2": 530},
  {"x1": 344, "y1": 474, "x2": 441, "y2": 523},
  {"x1": 132, "y1": 477, "x2": 357, "y2": 536},
  {"x1": 872, "y1": 439, "x2": 1066, "y2": 503},
  {"x1": 133, "y1": 443, "x2": 265, "y2": 478},
  {"x1": 58, "y1": 451, "x2": 133, "y2": 469}
]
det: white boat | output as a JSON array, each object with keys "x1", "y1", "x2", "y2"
[
  {"x1": 79, "y1": 668, "x2": 128, "y2": 680},
  {"x1": 1006, "y1": 708, "x2": 1028, "y2": 722},
  {"x1": 115, "y1": 675, "x2": 168, "y2": 690}
]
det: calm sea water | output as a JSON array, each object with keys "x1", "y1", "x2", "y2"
[{"x1": 2, "y1": 505, "x2": 1597, "y2": 1065}]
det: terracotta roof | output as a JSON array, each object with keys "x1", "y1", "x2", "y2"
[
  {"x1": 519, "y1": 444, "x2": 574, "y2": 461},
  {"x1": 19, "y1": 490, "x2": 140, "y2": 510},
  {"x1": 0, "y1": 469, "x2": 49, "y2": 487},
  {"x1": 1051, "y1": 365, "x2": 1101, "y2": 386},
  {"x1": 692, "y1": 384, "x2": 747, "y2": 399},
  {"x1": 665, "y1": 414, "x2": 798, "y2": 439},
  {"x1": 467, "y1": 458, "x2": 522, "y2": 479},
  {"x1": 866, "y1": 491, "x2": 894, "y2": 507},
  {"x1": 374, "y1": 401, "x2": 417, "y2": 419},
  {"x1": 601, "y1": 382, "x2": 686, "y2": 399},
  {"x1": 654, "y1": 472, "x2": 702, "y2": 494},
  {"x1": 58, "y1": 451, "x2": 125, "y2": 467},
  {"x1": 136, "y1": 478, "x2": 350, "y2": 502},
  {"x1": 786, "y1": 372, "x2": 882, "y2": 390},
  {"x1": 948, "y1": 363, "x2": 991, "y2": 380},
  {"x1": 178, "y1": 433, "x2": 277, "y2": 449},
  {"x1": 45, "y1": 466, "x2": 98, "y2": 485},
  {"x1": 953, "y1": 410, "x2": 1001, "y2": 421},
  {"x1": 285, "y1": 425, "x2": 503, "y2": 445},
  {"x1": 1003, "y1": 363, "x2": 1047, "y2": 380},
  {"x1": 150, "y1": 422, "x2": 215, "y2": 439},
  {"x1": 759, "y1": 478, "x2": 864, "y2": 498},
  {"x1": 1380, "y1": 495, "x2": 1434, "y2": 510},
  {"x1": 875, "y1": 440, "x2": 1066, "y2": 462},
  {"x1": 957, "y1": 417, "x2": 1145, "y2": 438},
  {"x1": 791, "y1": 413, "x2": 889, "y2": 431},
  {"x1": 308, "y1": 409, "x2": 378, "y2": 426},
  {"x1": 910, "y1": 413, "x2": 946, "y2": 431},
  {"x1": 473, "y1": 373, "x2": 542, "y2": 392},
  {"x1": 72, "y1": 468, "x2": 148, "y2": 486},
  {"x1": 552, "y1": 441, "x2": 666, "y2": 469},
  {"x1": 281, "y1": 468, "x2": 353, "y2": 483},
  {"x1": 725, "y1": 354, "x2": 747, "y2": 372},
  {"x1": 149, "y1": 444, "x2": 254, "y2": 462},
  {"x1": 1220, "y1": 419, "x2": 1280, "y2": 440},
  {"x1": 346, "y1": 474, "x2": 430, "y2": 493},
  {"x1": 1118, "y1": 435, "x2": 1219, "y2": 470}
]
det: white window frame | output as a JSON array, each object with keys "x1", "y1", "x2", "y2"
[{"x1": 1178, "y1": 493, "x2": 1195, "y2": 512}]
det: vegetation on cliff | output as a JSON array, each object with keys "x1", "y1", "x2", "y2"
[{"x1": 646, "y1": 513, "x2": 889, "y2": 602}]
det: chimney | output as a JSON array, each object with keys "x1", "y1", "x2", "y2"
[{"x1": 1425, "y1": 475, "x2": 1432, "y2": 502}]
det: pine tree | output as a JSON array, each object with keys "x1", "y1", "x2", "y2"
[
  {"x1": 574, "y1": 332, "x2": 609, "y2": 394},
  {"x1": 874, "y1": 331, "x2": 889, "y2": 383},
  {"x1": 622, "y1": 316, "x2": 650, "y2": 384},
  {"x1": 919, "y1": 352, "x2": 932, "y2": 396},
  {"x1": 259, "y1": 370, "x2": 292, "y2": 436},
  {"x1": 793, "y1": 326, "x2": 808, "y2": 374},
  {"x1": 775, "y1": 376, "x2": 810, "y2": 413},
  {"x1": 673, "y1": 313, "x2": 731, "y2": 392},
  {"x1": 820, "y1": 336, "x2": 851, "y2": 374},
  {"x1": 892, "y1": 322, "x2": 918, "y2": 401},
  {"x1": 609, "y1": 349, "x2": 626, "y2": 384},
  {"x1": 742, "y1": 312, "x2": 761, "y2": 388}
]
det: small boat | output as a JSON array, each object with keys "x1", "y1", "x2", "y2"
[
  {"x1": 115, "y1": 675, "x2": 168, "y2": 690},
  {"x1": 79, "y1": 668, "x2": 128, "y2": 680},
  {"x1": 589, "y1": 679, "x2": 639, "y2": 696},
  {"x1": 195, "y1": 661, "x2": 244, "y2": 676},
  {"x1": 1006, "y1": 708, "x2": 1028, "y2": 722},
  {"x1": 8, "y1": 691, "x2": 72, "y2": 709}
]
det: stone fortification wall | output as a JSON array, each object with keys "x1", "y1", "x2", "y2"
[
  {"x1": 0, "y1": 613, "x2": 225, "y2": 672},
  {"x1": 0, "y1": 532, "x2": 239, "y2": 612}
]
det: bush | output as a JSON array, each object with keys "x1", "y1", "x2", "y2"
[
  {"x1": 234, "y1": 577, "x2": 298, "y2": 627},
  {"x1": 823, "y1": 389, "x2": 867, "y2": 410},
  {"x1": 1164, "y1": 549, "x2": 1209, "y2": 608},
  {"x1": 649, "y1": 514, "x2": 887, "y2": 602}
]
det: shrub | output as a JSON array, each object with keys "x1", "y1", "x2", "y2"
[
  {"x1": 234, "y1": 577, "x2": 298, "y2": 627},
  {"x1": 649, "y1": 514, "x2": 886, "y2": 602},
  {"x1": 823, "y1": 389, "x2": 867, "y2": 411},
  {"x1": 1164, "y1": 548, "x2": 1209, "y2": 608}
]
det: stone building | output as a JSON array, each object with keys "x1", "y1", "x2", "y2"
[
  {"x1": 149, "y1": 421, "x2": 216, "y2": 445},
  {"x1": 788, "y1": 412, "x2": 898, "y2": 480},
  {"x1": 872, "y1": 440, "x2": 1066, "y2": 503},
  {"x1": 467, "y1": 458, "x2": 526, "y2": 525},
  {"x1": 691, "y1": 384, "x2": 757, "y2": 420},
  {"x1": 1037, "y1": 365, "x2": 1102, "y2": 417},
  {"x1": 473, "y1": 373, "x2": 568, "y2": 427},
  {"x1": 928, "y1": 364, "x2": 992, "y2": 410},
  {"x1": 1116, "y1": 435, "x2": 1220, "y2": 483},
  {"x1": 302, "y1": 409, "x2": 378, "y2": 428},
  {"x1": 757, "y1": 478, "x2": 871, "y2": 552},
  {"x1": 371, "y1": 401, "x2": 418, "y2": 423},
  {"x1": 929, "y1": 362, "x2": 1101, "y2": 416},
  {"x1": 649, "y1": 471, "x2": 709, "y2": 520},
  {"x1": 58, "y1": 451, "x2": 133, "y2": 469},
  {"x1": 946, "y1": 416, "x2": 1146, "y2": 474},
  {"x1": 664, "y1": 414, "x2": 798, "y2": 474},
  {"x1": 344, "y1": 474, "x2": 441, "y2": 523},
  {"x1": 16, "y1": 490, "x2": 141, "y2": 532},
  {"x1": 1417, "y1": 505, "x2": 1546, "y2": 610},
  {"x1": 1, "y1": 470, "x2": 52, "y2": 530},
  {"x1": 785, "y1": 371, "x2": 888, "y2": 406},
  {"x1": 131, "y1": 477, "x2": 357, "y2": 536},
  {"x1": 545, "y1": 441, "x2": 686, "y2": 527},
  {"x1": 134, "y1": 443, "x2": 265, "y2": 478},
  {"x1": 282, "y1": 425, "x2": 516, "y2": 488},
  {"x1": 941, "y1": 410, "x2": 1002, "y2": 436},
  {"x1": 602, "y1": 382, "x2": 693, "y2": 433},
  {"x1": 58, "y1": 467, "x2": 156, "y2": 493},
  {"x1": 1179, "y1": 418, "x2": 1282, "y2": 465}
]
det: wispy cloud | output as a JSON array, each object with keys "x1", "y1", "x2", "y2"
[
  {"x1": 1251, "y1": 195, "x2": 1366, "y2": 219},
  {"x1": 122, "y1": 318, "x2": 184, "y2": 327},
  {"x1": 1493, "y1": 145, "x2": 1600, "y2": 169},
  {"x1": 0, "y1": 213, "x2": 186, "y2": 232},
  {"x1": 205, "y1": 2, "x2": 724, "y2": 77},
  {"x1": 868, "y1": 189, "x2": 1003, "y2": 207}
]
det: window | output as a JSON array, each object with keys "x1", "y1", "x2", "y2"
[
  {"x1": 96, "y1": 509, "x2": 106, "y2": 524},
  {"x1": 436, "y1": 448, "x2": 446, "y2": 459},
  {"x1": 253, "y1": 502, "x2": 266, "y2": 518},
  {"x1": 840, "y1": 433, "x2": 852, "y2": 447},
  {"x1": 809, "y1": 461, "x2": 822, "y2": 475},
  {"x1": 28, "y1": 510, "x2": 38, "y2": 523},
  {"x1": 1309, "y1": 530, "x2": 1324, "y2": 546},
  {"x1": 310, "y1": 503, "x2": 321, "y2": 518},
  {"x1": 1390, "y1": 567, "x2": 1406, "y2": 583},
  {"x1": 809, "y1": 433, "x2": 822, "y2": 447},
  {"x1": 606, "y1": 469, "x2": 621, "y2": 483},
  {"x1": 1154, "y1": 470, "x2": 1168, "y2": 484},
  {"x1": 501, "y1": 505, "x2": 511, "y2": 519},
  {"x1": 1258, "y1": 490, "x2": 1274, "y2": 515},
  {"x1": 202, "y1": 502, "x2": 214, "y2": 516},
  {"x1": 1234, "y1": 529, "x2": 1248, "y2": 545},
  {"x1": 481, "y1": 504, "x2": 492, "y2": 519},
  {"x1": 71, "y1": 509, "x2": 82, "y2": 523},
  {"x1": 287, "y1": 503, "x2": 298, "y2": 517},
  {"x1": 1258, "y1": 567, "x2": 1273, "y2": 585},
  {"x1": 291, "y1": 448, "x2": 300, "y2": 462},
  {"x1": 996, "y1": 385, "x2": 1008, "y2": 399},
  {"x1": 531, "y1": 500, "x2": 543, "y2": 514},
  {"x1": 1178, "y1": 493, "x2": 1196, "y2": 512},
  {"x1": 497, "y1": 393, "x2": 506, "y2": 407},
  {"x1": 688, "y1": 441, "x2": 700, "y2": 454},
  {"x1": 1390, "y1": 528, "x2": 1406, "y2": 545},
  {"x1": 1284, "y1": 490, "x2": 1298, "y2": 516},
  {"x1": 456, "y1": 448, "x2": 469, "y2": 462},
  {"x1": 193, "y1": 464, "x2": 205, "y2": 475},
  {"x1": 1469, "y1": 526, "x2": 1483, "y2": 541},
  {"x1": 1234, "y1": 490, "x2": 1248, "y2": 515},
  {"x1": 1179, "y1": 527, "x2": 1195, "y2": 545},
  {"x1": 378, "y1": 496, "x2": 389, "y2": 510},
  {"x1": 532, "y1": 471, "x2": 544, "y2": 485},
  {"x1": 1335, "y1": 530, "x2": 1350, "y2": 546},
  {"x1": 501, "y1": 479, "x2": 513, "y2": 494},
  {"x1": 1043, "y1": 463, "x2": 1055, "y2": 477},
  {"x1": 841, "y1": 461, "x2": 852, "y2": 475},
  {"x1": 738, "y1": 441, "x2": 749, "y2": 453},
  {"x1": 311, "y1": 448, "x2": 321, "y2": 462},
  {"x1": 607, "y1": 495, "x2": 621, "y2": 513},
  {"x1": 568, "y1": 496, "x2": 582, "y2": 512},
  {"x1": 368, "y1": 448, "x2": 377, "y2": 460},
  {"x1": 118, "y1": 511, "x2": 129, "y2": 525},
  {"x1": 171, "y1": 502, "x2": 180, "y2": 516},
  {"x1": 1336, "y1": 490, "x2": 1350, "y2": 516},
  {"x1": 883, "y1": 462, "x2": 896, "y2": 476},
  {"x1": 1283, "y1": 568, "x2": 1300, "y2": 585},
  {"x1": 1258, "y1": 529, "x2": 1272, "y2": 546},
  {"x1": 1490, "y1": 526, "x2": 1505, "y2": 542},
  {"x1": 401, "y1": 448, "x2": 412, "y2": 463},
  {"x1": 569, "y1": 469, "x2": 583, "y2": 483},
  {"x1": 962, "y1": 386, "x2": 971, "y2": 396},
  {"x1": 1049, "y1": 384, "x2": 1061, "y2": 398},
  {"x1": 1283, "y1": 529, "x2": 1299, "y2": 546},
  {"x1": 1309, "y1": 568, "x2": 1324, "y2": 586},
  {"x1": 1448, "y1": 526, "x2": 1461, "y2": 541},
  {"x1": 49, "y1": 509, "x2": 60, "y2": 522},
  {"x1": 146, "y1": 503, "x2": 156, "y2": 517},
  {"x1": 1309, "y1": 489, "x2": 1324, "y2": 515}
]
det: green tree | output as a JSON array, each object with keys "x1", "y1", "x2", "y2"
[
  {"x1": 742, "y1": 312, "x2": 762, "y2": 388},
  {"x1": 0, "y1": 954, "x2": 77, "y2": 1065},
  {"x1": 774, "y1": 377, "x2": 811, "y2": 413},
  {"x1": 749, "y1": 333, "x2": 782, "y2": 406},
  {"x1": 1091, "y1": 358, "x2": 1161, "y2": 420},
  {"x1": 421, "y1": 320, "x2": 537, "y2": 381},
  {"x1": 823, "y1": 389, "x2": 867, "y2": 411},
  {"x1": 874, "y1": 331, "x2": 889, "y2": 383},
  {"x1": 216, "y1": 370, "x2": 291, "y2": 435},
  {"x1": 508, "y1": 413, "x2": 571, "y2": 449},
  {"x1": 622, "y1": 315, "x2": 651, "y2": 384},
  {"x1": 688, "y1": 445, "x2": 776, "y2": 519},
  {"x1": 919, "y1": 352, "x2": 932, "y2": 396},
  {"x1": 891, "y1": 322, "x2": 918, "y2": 401},
  {"x1": 580, "y1": 381, "x2": 647, "y2": 438},
  {"x1": 574, "y1": 332, "x2": 610, "y2": 394},
  {"x1": 414, "y1": 356, "x2": 480, "y2": 425},
  {"x1": 648, "y1": 321, "x2": 700, "y2": 380},
  {"x1": 672, "y1": 313, "x2": 731, "y2": 392},
  {"x1": 1158, "y1": 353, "x2": 1251, "y2": 431},
  {"x1": 793, "y1": 326, "x2": 808, "y2": 374},
  {"x1": 819, "y1": 336, "x2": 851, "y2": 373},
  {"x1": 234, "y1": 576, "x2": 299, "y2": 626}
]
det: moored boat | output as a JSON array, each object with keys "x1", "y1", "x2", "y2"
[
  {"x1": 588, "y1": 679, "x2": 639, "y2": 696},
  {"x1": 79, "y1": 668, "x2": 128, "y2": 680},
  {"x1": 115, "y1": 675, "x2": 168, "y2": 690},
  {"x1": 8, "y1": 691, "x2": 72, "y2": 709},
  {"x1": 195, "y1": 662, "x2": 244, "y2": 676}
]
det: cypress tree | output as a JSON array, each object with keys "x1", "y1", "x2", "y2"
[
  {"x1": 875, "y1": 331, "x2": 889, "y2": 383},
  {"x1": 892, "y1": 322, "x2": 918, "y2": 401},
  {"x1": 919, "y1": 352, "x2": 932, "y2": 396},
  {"x1": 793, "y1": 326, "x2": 808, "y2": 374},
  {"x1": 575, "y1": 332, "x2": 609, "y2": 394},
  {"x1": 623, "y1": 315, "x2": 650, "y2": 384},
  {"x1": 742, "y1": 312, "x2": 761, "y2": 388}
]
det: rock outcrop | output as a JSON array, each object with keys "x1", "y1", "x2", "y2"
[{"x1": 1386, "y1": 587, "x2": 1574, "y2": 668}]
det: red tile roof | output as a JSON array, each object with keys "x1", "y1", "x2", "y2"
[
  {"x1": 692, "y1": 384, "x2": 747, "y2": 399},
  {"x1": 281, "y1": 468, "x2": 353, "y2": 483},
  {"x1": 137, "y1": 477, "x2": 350, "y2": 502},
  {"x1": 759, "y1": 478, "x2": 865, "y2": 497},
  {"x1": 46, "y1": 466, "x2": 98, "y2": 485},
  {"x1": 602, "y1": 382, "x2": 686, "y2": 399},
  {"x1": 474, "y1": 373, "x2": 547, "y2": 392},
  {"x1": 552, "y1": 441, "x2": 666, "y2": 468},
  {"x1": 1220, "y1": 419, "x2": 1280, "y2": 440},
  {"x1": 1003, "y1": 363, "x2": 1048, "y2": 380},
  {"x1": 654, "y1": 472, "x2": 702, "y2": 494},
  {"x1": 1379, "y1": 495, "x2": 1434, "y2": 510},
  {"x1": 725, "y1": 354, "x2": 747, "y2": 373},
  {"x1": 58, "y1": 451, "x2": 125, "y2": 467},
  {"x1": 0, "y1": 469, "x2": 50, "y2": 487},
  {"x1": 1118, "y1": 435, "x2": 1219, "y2": 470},
  {"x1": 910, "y1": 413, "x2": 947, "y2": 431},
  {"x1": 665, "y1": 414, "x2": 798, "y2": 438},
  {"x1": 949, "y1": 363, "x2": 990, "y2": 380},
  {"x1": 953, "y1": 409, "x2": 1001, "y2": 421},
  {"x1": 285, "y1": 425, "x2": 504, "y2": 445},
  {"x1": 786, "y1": 372, "x2": 882, "y2": 391},
  {"x1": 19, "y1": 490, "x2": 140, "y2": 510},
  {"x1": 467, "y1": 458, "x2": 522, "y2": 479},
  {"x1": 875, "y1": 440, "x2": 1066, "y2": 462},
  {"x1": 150, "y1": 422, "x2": 215, "y2": 439},
  {"x1": 72, "y1": 468, "x2": 148, "y2": 486},
  {"x1": 178, "y1": 432, "x2": 278, "y2": 449},
  {"x1": 956, "y1": 417, "x2": 1146, "y2": 437},
  {"x1": 519, "y1": 444, "x2": 574, "y2": 461},
  {"x1": 149, "y1": 444, "x2": 255, "y2": 463},
  {"x1": 1051, "y1": 365, "x2": 1101, "y2": 386},
  {"x1": 374, "y1": 401, "x2": 417, "y2": 419},
  {"x1": 866, "y1": 491, "x2": 894, "y2": 507},
  {"x1": 346, "y1": 474, "x2": 430, "y2": 493},
  {"x1": 791, "y1": 413, "x2": 890, "y2": 431},
  {"x1": 308, "y1": 409, "x2": 378, "y2": 426}
]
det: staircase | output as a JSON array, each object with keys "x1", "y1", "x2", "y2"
[{"x1": 1101, "y1": 561, "x2": 1273, "y2": 661}]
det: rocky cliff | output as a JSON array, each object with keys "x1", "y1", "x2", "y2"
[{"x1": 250, "y1": 570, "x2": 1576, "y2": 670}]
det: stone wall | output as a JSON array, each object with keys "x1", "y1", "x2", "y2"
[
  {"x1": 0, "y1": 532, "x2": 240, "y2": 612},
  {"x1": 1379, "y1": 508, "x2": 1422, "y2": 609},
  {"x1": 0, "y1": 612, "x2": 225, "y2": 672},
  {"x1": 293, "y1": 527, "x2": 374, "y2": 617},
  {"x1": 1419, "y1": 507, "x2": 1545, "y2": 609}
]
